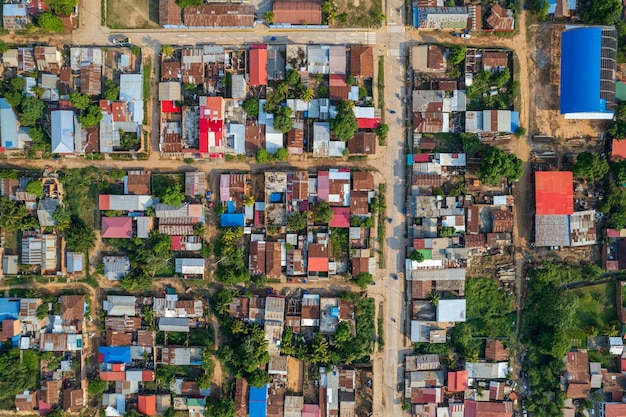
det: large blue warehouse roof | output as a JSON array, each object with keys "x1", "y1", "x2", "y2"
[{"x1": 560, "y1": 27, "x2": 609, "y2": 115}]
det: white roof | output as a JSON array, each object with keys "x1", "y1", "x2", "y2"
[
  {"x1": 436, "y1": 153, "x2": 466, "y2": 167},
  {"x1": 3, "y1": 4, "x2": 27, "y2": 17},
  {"x1": 466, "y1": 361, "x2": 508, "y2": 380},
  {"x1": 103, "y1": 295, "x2": 136, "y2": 316},
  {"x1": 226, "y1": 122, "x2": 246, "y2": 155},
  {"x1": 51, "y1": 110, "x2": 75, "y2": 154},
  {"x1": 120, "y1": 73, "x2": 144, "y2": 124},
  {"x1": 265, "y1": 125, "x2": 284, "y2": 154},
  {"x1": 353, "y1": 106, "x2": 376, "y2": 118},
  {"x1": 436, "y1": 299, "x2": 466, "y2": 322},
  {"x1": 175, "y1": 258, "x2": 205, "y2": 275}
]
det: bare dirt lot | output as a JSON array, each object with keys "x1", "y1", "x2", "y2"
[
  {"x1": 530, "y1": 23, "x2": 608, "y2": 140},
  {"x1": 287, "y1": 357, "x2": 304, "y2": 393},
  {"x1": 106, "y1": 0, "x2": 160, "y2": 29},
  {"x1": 333, "y1": 0, "x2": 382, "y2": 28}
]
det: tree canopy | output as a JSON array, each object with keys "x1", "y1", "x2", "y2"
[
  {"x1": 153, "y1": 175, "x2": 185, "y2": 206},
  {"x1": 0, "y1": 198, "x2": 39, "y2": 232},
  {"x1": 79, "y1": 105, "x2": 103, "y2": 129},
  {"x1": 448, "y1": 45, "x2": 466, "y2": 66},
  {"x1": 25, "y1": 180, "x2": 43, "y2": 198},
  {"x1": 409, "y1": 250, "x2": 424, "y2": 262},
  {"x1": 275, "y1": 148, "x2": 288, "y2": 162},
  {"x1": 579, "y1": 0, "x2": 623, "y2": 25},
  {"x1": 47, "y1": 0, "x2": 79, "y2": 15},
  {"x1": 69, "y1": 92, "x2": 91, "y2": 110},
  {"x1": 65, "y1": 215, "x2": 96, "y2": 252},
  {"x1": 255, "y1": 149, "x2": 270, "y2": 164},
  {"x1": 313, "y1": 200, "x2": 333, "y2": 224},
  {"x1": 477, "y1": 146, "x2": 523, "y2": 185},
  {"x1": 103, "y1": 79, "x2": 120, "y2": 101},
  {"x1": 205, "y1": 397, "x2": 236, "y2": 417},
  {"x1": 175, "y1": 0, "x2": 202, "y2": 7},
  {"x1": 215, "y1": 227, "x2": 250, "y2": 284},
  {"x1": 38, "y1": 13, "x2": 64, "y2": 33},
  {"x1": 273, "y1": 106, "x2": 293, "y2": 133},
  {"x1": 242, "y1": 96, "x2": 259, "y2": 117},
  {"x1": 572, "y1": 151, "x2": 609, "y2": 182},
  {"x1": 354, "y1": 272, "x2": 372, "y2": 289},
  {"x1": 19, "y1": 97, "x2": 45, "y2": 127},
  {"x1": 330, "y1": 101, "x2": 358, "y2": 141},
  {"x1": 286, "y1": 211, "x2": 308, "y2": 231}
]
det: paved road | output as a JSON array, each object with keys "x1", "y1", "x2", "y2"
[{"x1": 4, "y1": 2, "x2": 538, "y2": 415}]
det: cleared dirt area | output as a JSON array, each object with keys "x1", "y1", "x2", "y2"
[
  {"x1": 287, "y1": 357, "x2": 304, "y2": 393},
  {"x1": 529, "y1": 23, "x2": 608, "y2": 140},
  {"x1": 356, "y1": 368, "x2": 373, "y2": 417},
  {"x1": 106, "y1": 0, "x2": 160, "y2": 29},
  {"x1": 333, "y1": 0, "x2": 382, "y2": 29}
]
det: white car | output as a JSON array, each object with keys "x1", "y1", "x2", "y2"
[{"x1": 461, "y1": 33, "x2": 471, "y2": 39}]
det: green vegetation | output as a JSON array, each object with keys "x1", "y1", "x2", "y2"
[
  {"x1": 215, "y1": 227, "x2": 250, "y2": 284},
  {"x1": 176, "y1": 0, "x2": 202, "y2": 7},
  {"x1": 79, "y1": 104, "x2": 103, "y2": 129},
  {"x1": 409, "y1": 250, "x2": 424, "y2": 262},
  {"x1": 438, "y1": 226, "x2": 457, "y2": 238},
  {"x1": 59, "y1": 168, "x2": 98, "y2": 229},
  {"x1": 350, "y1": 216, "x2": 374, "y2": 228},
  {"x1": 312, "y1": 200, "x2": 333, "y2": 224},
  {"x1": 242, "y1": 96, "x2": 259, "y2": 118},
  {"x1": 153, "y1": 175, "x2": 185, "y2": 206},
  {"x1": 206, "y1": 397, "x2": 236, "y2": 417},
  {"x1": 69, "y1": 92, "x2": 91, "y2": 111},
  {"x1": 0, "y1": 197, "x2": 39, "y2": 231},
  {"x1": 572, "y1": 151, "x2": 609, "y2": 182},
  {"x1": 273, "y1": 106, "x2": 293, "y2": 133},
  {"x1": 579, "y1": 0, "x2": 622, "y2": 26},
  {"x1": 255, "y1": 148, "x2": 288, "y2": 163},
  {"x1": 25, "y1": 180, "x2": 43, "y2": 198},
  {"x1": 37, "y1": 13, "x2": 64, "y2": 32},
  {"x1": 569, "y1": 283, "x2": 617, "y2": 344},
  {"x1": 448, "y1": 45, "x2": 466, "y2": 66},
  {"x1": 103, "y1": 79, "x2": 120, "y2": 101},
  {"x1": 264, "y1": 10, "x2": 275, "y2": 24},
  {"x1": 375, "y1": 124, "x2": 389, "y2": 144},
  {"x1": 48, "y1": 0, "x2": 79, "y2": 14},
  {"x1": 215, "y1": 323, "x2": 269, "y2": 385},
  {"x1": 466, "y1": 69, "x2": 514, "y2": 110},
  {"x1": 600, "y1": 185, "x2": 626, "y2": 228},
  {"x1": 87, "y1": 377, "x2": 107, "y2": 396},
  {"x1": 465, "y1": 278, "x2": 515, "y2": 338},
  {"x1": 19, "y1": 97, "x2": 45, "y2": 127},
  {"x1": 528, "y1": 0, "x2": 549, "y2": 16},
  {"x1": 477, "y1": 146, "x2": 523, "y2": 185},
  {"x1": 160, "y1": 44, "x2": 174, "y2": 58},
  {"x1": 286, "y1": 211, "x2": 308, "y2": 231},
  {"x1": 0, "y1": 348, "x2": 40, "y2": 409},
  {"x1": 329, "y1": 227, "x2": 348, "y2": 261},
  {"x1": 65, "y1": 216, "x2": 96, "y2": 252},
  {"x1": 330, "y1": 100, "x2": 358, "y2": 141},
  {"x1": 354, "y1": 272, "x2": 373, "y2": 289}
]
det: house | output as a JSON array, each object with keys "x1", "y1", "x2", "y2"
[
  {"x1": 183, "y1": 4, "x2": 255, "y2": 27},
  {"x1": 138, "y1": 395, "x2": 157, "y2": 416},
  {"x1": 40, "y1": 333, "x2": 81, "y2": 351},
  {"x1": 465, "y1": 110, "x2": 519, "y2": 134},
  {"x1": 249, "y1": 385, "x2": 268, "y2": 417},
  {"x1": 120, "y1": 73, "x2": 144, "y2": 125},
  {"x1": 436, "y1": 299, "x2": 466, "y2": 322},
  {"x1": 308, "y1": 243, "x2": 329, "y2": 274},
  {"x1": 60, "y1": 295, "x2": 85, "y2": 326},
  {"x1": 175, "y1": 258, "x2": 205, "y2": 276},
  {"x1": 464, "y1": 400, "x2": 513, "y2": 417},
  {"x1": 466, "y1": 362, "x2": 508, "y2": 381},
  {"x1": 560, "y1": 26, "x2": 617, "y2": 120},
  {"x1": 273, "y1": 0, "x2": 322, "y2": 25},
  {"x1": 199, "y1": 95, "x2": 225, "y2": 156},
  {"x1": 3, "y1": 4, "x2": 28, "y2": 30},
  {"x1": 15, "y1": 390, "x2": 37, "y2": 412},
  {"x1": 37, "y1": 199, "x2": 61, "y2": 227},
  {"x1": 51, "y1": 110, "x2": 75, "y2": 154},
  {"x1": 411, "y1": 45, "x2": 446, "y2": 72},
  {"x1": 185, "y1": 171, "x2": 206, "y2": 197},
  {"x1": 348, "y1": 132, "x2": 376, "y2": 155},
  {"x1": 103, "y1": 256, "x2": 131, "y2": 281},
  {"x1": 413, "y1": 7, "x2": 469, "y2": 30},
  {"x1": 350, "y1": 46, "x2": 374, "y2": 78},
  {"x1": 103, "y1": 295, "x2": 136, "y2": 316},
  {"x1": 447, "y1": 370, "x2": 468, "y2": 392},
  {"x1": 63, "y1": 388, "x2": 84, "y2": 413},
  {"x1": 491, "y1": 210, "x2": 513, "y2": 233},
  {"x1": 483, "y1": 51, "x2": 509, "y2": 72},
  {"x1": 485, "y1": 339, "x2": 510, "y2": 362},
  {"x1": 40, "y1": 380, "x2": 62, "y2": 409},
  {"x1": 486, "y1": 4, "x2": 514, "y2": 32},
  {"x1": 159, "y1": 0, "x2": 183, "y2": 28},
  {"x1": 21, "y1": 232, "x2": 57, "y2": 271},
  {"x1": 0, "y1": 98, "x2": 30, "y2": 150},
  {"x1": 99, "y1": 194, "x2": 154, "y2": 211},
  {"x1": 330, "y1": 207, "x2": 350, "y2": 228},
  {"x1": 250, "y1": 45, "x2": 268, "y2": 86},
  {"x1": 81, "y1": 63, "x2": 102, "y2": 96},
  {"x1": 101, "y1": 217, "x2": 134, "y2": 239},
  {"x1": 287, "y1": 129, "x2": 304, "y2": 154},
  {"x1": 124, "y1": 171, "x2": 151, "y2": 195}
]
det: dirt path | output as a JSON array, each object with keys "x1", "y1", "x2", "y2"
[{"x1": 209, "y1": 315, "x2": 224, "y2": 391}]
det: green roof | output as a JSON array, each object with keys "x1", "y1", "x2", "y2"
[{"x1": 416, "y1": 249, "x2": 432, "y2": 260}]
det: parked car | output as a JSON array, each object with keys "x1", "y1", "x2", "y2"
[
  {"x1": 461, "y1": 33, "x2": 471, "y2": 39},
  {"x1": 113, "y1": 36, "x2": 131, "y2": 47}
]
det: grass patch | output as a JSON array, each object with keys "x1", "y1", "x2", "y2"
[
  {"x1": 79, "y1": 275, "x2": 99, "y2": 289},
  {"x1": 3, "y1": 276, "x2": 33, "y2": 286},
  {"x1": 377, "y1": 183, "x2": 386, "y2": 269},
  {"x1": 143, "y1": 59, "x2": 151, "y2": 126},
  {"x1": 106, "y1": 0, "x2": 159, "y2": 28},
  {"x1": 377, "y1": 57, "x2": 385, "y2": 123},
  {"x1": 329, "y1": 228, "x2": 349, "y2": 261},
  {"x1": 568, "y1": 283, "x2": 617, "y2": 347},
  {"x1": 3, "y1": 229, "x2": 19, "y2": 253}
]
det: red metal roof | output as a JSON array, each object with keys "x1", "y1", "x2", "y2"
[
  {"x1": 413, "y1": 154, "x2": 430, "y2": 163},
  {"x1": 613, "y1": 138, "x2": 626, "y2": 160},
  {"x1": 99, "y1": 371, "x2": 126, "y2": 381},
  {"x1": 171, "y1": 235, "x2": 182, "y2": 250},
  {"x1": 447, "y1": 370, "x2": 468, "y2": 392},
  {"x1": 161, "y1": 100, "x2": 181, "y2": 113},
  {"x1": 250, "y1": 46, "x2": 268, "y2": 86},
  {"x1": 199, "y1": 119, "x2": 223, "y2": 154},
  {"x1": 138, "y1": 395, "x2": 157, "y2": 416},
  {"x1": 357, "y1": 118, "x2": 381, "y2": 129},
  {"x1": 535, "y1": 171, "x2": 574, "y2": 215},
  {"x1": 329, "y1": 207, "x2": 350, "y2": 228},
  {"x1": 101, "y1": 217, "x2": 133, "y2": 239}
]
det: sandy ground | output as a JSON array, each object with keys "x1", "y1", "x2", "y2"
[{"x1": 286, "y1": 357, "x2": 304, "y2": 393}]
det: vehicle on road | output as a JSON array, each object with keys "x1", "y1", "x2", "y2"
[
  {"x1": 387, "y1": 217, "x2": 393, "y2": 223},
  {"x1": 389, "y1": 109, "x2": 396, "y2": 114},
  {"x1": 270, "y1": 36, "x2": 276, "y2": 41},
  {"x1": 391, "y1": 274, "x2": 398, "y2": 280},
  {"x1": 461, "y1": 33, "x2": 471, "y2": 39},
  {"x1": 113, "y1": 36, "x2": 131, "y2": 46}
]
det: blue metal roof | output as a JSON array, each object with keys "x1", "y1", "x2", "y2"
[
  {"x1": 249, "y1": 385, "x2": 267, "y2": 417},
  {"x1": 560, "y1": 27, "x2": 609, "y2": 115},
  {"x1": 220, "y1": 213, "x2": 245, "y2": 227},
  {"x1": 98, "y1": 346, "x2": 131, "y2": 364},
  {"x1": 0, "y1": 298, "x2": 19, "y2": 321},
  {"x1": 547, "y1": 0, "x2": 556, "y2": 14}
]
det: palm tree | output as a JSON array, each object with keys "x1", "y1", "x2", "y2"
[
  {"x1": 193, "y1": 222, "x2": 206, "y2": 238},
  {"x1": 602, "y1": 323, "x2": 619, "y2": 337},
  {"x1": 428, "y1": 292, "x2": 440, "y2": 306},
  {"x1": 276, "y1": 82, "x2": 289, "y2": 99},
  {"x1": 326, "y1": 10, "x2": 337, "y2": 24},
  {"x1": 321, "y1": 1, "x2": 334, "y2": 15},
  {"x1": 244, "y1": 195, "x2": 255, "y2": 207},
  {"x1": 300, "y1": 87, "x2": 315, "y2": 102},
  {"x1": 231, "y1": 320, "x2": 245, "y2": 334},
  {"x1": 264, "y1": 11, "x2": 275, "y2": 24},
  {"x1": 160, "y1": 44, "x2": 173, "y2": 58},
  {"x1": 584, "y1": 325, "x2": 598, "y2": 337},
  {"x1": 311, "y1": 334, "x2": 330, "y2": 364}
]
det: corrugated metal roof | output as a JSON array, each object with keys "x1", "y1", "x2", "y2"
[
  {"x1": 51, "y1": 110, "x2": 74, "y2": 154},
  {"x1": 183, "y1": 4, "x2": 255, "y2": 27}
]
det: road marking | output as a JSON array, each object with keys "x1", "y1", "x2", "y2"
[{"x1": 387, "y1": 24, "x2": 405, "y2": 33}]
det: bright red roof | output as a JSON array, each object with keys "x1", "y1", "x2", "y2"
[
  {"x1": 99, "y1": 371, "x2": 126, "y2": 381},
  {"x1": 101, "y1": 217, "x2": 133, "y2": 239},
  {"x1": 535, "y1": 171, "x2": 574, "y2": 215},
  {"x1": 249, "y1": 46, "x2": 268, "y2": 86},
  {"x1": 447, "y1": 370, "x2": 468, "y2": 392},
  {"x1": 605, "y1": 403, "x2": 626, "y2": 417},
  {"x1": 171, "y1": 235, "x2": 182, "y2": 250},
  {"x1": 138, "y1": 395, "x2": 157, "y2": 416},
  {"x1": 161, "y1": 100, "x2": 181, "y2": 113},
  {"x1": 308, "y1": 257, "x2": 329, "y2": 272},
  {"x1": 329, "y1": 207, "x2": 350, "y2": 228},
  {"x1": 357, "y1": 118, "x2": 381, "y2": 129},
  {"x1": 413, "y1": 153, "x2": 430, "y2": 162},
  {"x1": 614, "y1": 139, "x2": 626, "y2": 160},
  {"x1": 99, "y1": 195, "x2": 111, "y2": 210},
  {"x1": 199, "y1": 119, "x2": 223, "y2": 154}
]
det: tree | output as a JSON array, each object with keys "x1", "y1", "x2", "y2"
[
  {"x1": 276, "y1": 82, "x2": 290, "y2": 99},
  {"x1": 375, "y1": 124, "x2": 389, "y2": 141},
  {"x1": 573, "y1": 151, "x2": 609, "y2": 182},
  {"x1": 4, "y1": 90, "x2": 21, "y2": 108},
  {"x1": 242, "y1": 96, "x2": 259, "y2": 117},
  {"x1": 53, "y1": 206, "x2": 72, "y2": 231},
  {"x1": 69, "y1": 92, "x2": 91, "y2": 110},
  {"x1": 65, "y1": 216, "x2": 96, "y2": 253},
  {"x1": 428, "y1": 292, "x2": 440, "y2": 306},
  {"x1": 286, "y1": 69, "x2": 301, "y2": 86},
  {"x1": 322, "y1": 1, "x2": 334, "y2": 15},
  {"x1": 175, "y1": 0, "x2": 203, "y2": 7},
  {"x1": 330, "y1": 100, "x2": 357, "y2": 141},
  {"x1": 19, "y1": 97, "x2": 45, "y2": 127},
  {"x1": 160, "y1": 44, "x2": 174, "y2": 57},
  {"x1": 477, "y1": 146, "x2": 523, "y2": 185},
  {"x1": 264, "y1": 10, "x2": 275, "y2": 24},
  {"x1": 25, "y1": 180, "x2": 43, "y2": 198},
  {"x1": 300, "y1": 87, "x2": 315, "y2": 102},
  {"x1": 79, "y1": 105, "x2": 103, "y2": 129},
  {"x1": 439, "y1": 226, "x2": 457, "y2": 237},
  {"x1": 610, "y1": 207, "x2": 626, "y2": 229},
  {"x1": 409, "y1": 250, "x2": 424, "y2": 262},
  {"x1": 354, "y1": 272, "x2": 373, "y2": 289},
  {"x1": 87, "y1": 377, "x2": 107, "y2": 396},
  {"x1": 206, "y1": 397, "x2": 235, "y2": 417},
  {"x1": 255, "y1": 149, "x2": 270, "y2": 164},
  {"x1": 579, "y1": 0, "x2": 623, "y2": 25},
  {"x1": 514, "y1": 126, "x2": 527, "y2": 138},
  {"x1": 286, "y1": 211, "x2": 308, "y2": 231},
  {"x1": 103, "y1": 79, "x2": 120, "y2": 101},
  {"x1": 47, "y1": 0, "x2": 79, "y2": 14},
  {"x1": 0, "y1": 40, "x2": 9, "y2": 55},
  {"x1": 0, "y1": 198, "x2": 39, "y2": 232},
  {"x1": 310, "y1": 333, "x2": 330, "y2": 364},
  {"x1": 313, "y1": 200, "x2": 333, "y2": 224},
  {"x1": 243, "y1": 195, "x2": 255, "y2": 207},
  {"x1": 155, "y1": 178, "x2": 184, "y2": 206},
  {"x1": 273, "y1": 106, "x2": 293, "y2": 133},
  {"x1": 491, "y1": 68, "x2": 510, "y2": 89},
  {"x1": 247, "y1": 369, "x2": 271, "y2": 388},
  {"x1": 448, "y1": 45, "x2": 466, "y2": 66},
  {"x1": 213, "y1": 289, "x2": 233, "y2": 316},
  {"x1": 275, "y1": 148, "x2": 288, "y2": 162},
  {"x1": 38, "y1": 13, "x2": 64, "y2": 33}
]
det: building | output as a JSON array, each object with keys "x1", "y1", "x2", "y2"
[
  {"x1": 183, "y1": 4, "x2": 255, "y2": 27},
  {"x1": 273, "y1": 0, "x2": 322, "y2": 25},
  {"x1": 99, "y1": 194, "x2": 154, "y2": 211},
  {"x1": 0, "y1": 98, "x2": 29, "y2": 150},
  {"x1": 175, "y1": 258, "x2": 205, "y2": 276},
  {"x1": 103, "y1": 256, "x2": 131, "y2": 281},
  {"x1": 350, "y1": 46, "x2": 374, "y2": 78},
  {"x1": 124, "y1": 171, "x2": 151, "y2": 195},
  {"x1": 120, "y1": 73, "x2": 144, "y2": 125},
  {"x1": 413, "y1": 7, "x2": 469, "y2": 30},
  {"x1": 159, "y1": 0, "x2": 183, "y2": 28},
  {"x1": 464, "y1": 401, "x2": 512, "y2": 417},
  {"x1": 486, "y1": 4, "x2": 514, "y2": 31},
  {"x1": 250, "y1": 45, "x2": 268, "y2": 86},
  {"x1": 3, "y1": 4, "x2": 28, "y2": 30},
  {"x1": 560, "y1": 26, "x2": 617, "y2": 120},
  {"x1": 536, "y1": 172, "x2": 573, "y2": 216},
  {"x1": 465, "y1": 110, "x2": 519, "y2": 134},
  {"x1": 348, "y1": 132, "x2": 376, "y2": 155},
  {"x1": 51, "y1": 110, "x2": 75, "y2": 154},
  {"x1": 101, "y1": 217, "x2": 133, "y2": 239},
  {"x1": 485, "y1": 339, "x2": 510, "y2": 362}
]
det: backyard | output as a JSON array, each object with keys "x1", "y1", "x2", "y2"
[
  {"x1": 569, "y1": 283, "x2": 617, "y2": 348},
  {"x1": 106, "y1": 0, "x2": 160, "y2": 29}
]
